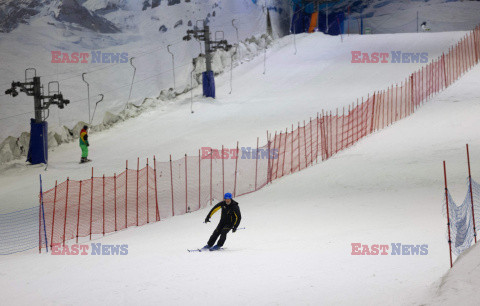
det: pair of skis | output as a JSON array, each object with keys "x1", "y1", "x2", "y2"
[
  {"x1": 187, "y1": 247, "x2": 223, "y2": 252},
  {"x1": 188, "y1": 227, "x2": 245, "y2": 252}
]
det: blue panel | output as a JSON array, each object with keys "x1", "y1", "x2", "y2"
[
  {"x1": 202, "y1": 71, "x2": 215, "y2": 99},
  {"x1": 27, "y1": 119, "x2": 48, "y2": 165}
]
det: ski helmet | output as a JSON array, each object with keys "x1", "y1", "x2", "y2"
[{"x1": 224, "y1": 193, "x2": 232, "y2": 200}]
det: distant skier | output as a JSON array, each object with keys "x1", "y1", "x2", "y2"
[
  {"x1": 203, "y1": 193, "x2": 241, "y2": 251},
  {"x1": 421, "y1": 21, "x2": 431, "y2": 32},
  {"x1": 79, "y1": 125, "x2": 91, "y2": 163}
]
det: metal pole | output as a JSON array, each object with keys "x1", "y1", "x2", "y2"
[
  {"x1": 63, "y1": 178, "x2": 69, "y2": 246},
  {"x1": 291, "y1": 124, "x2": 294, "y2": 171},
  {"x1": 232, "y1": 19, "x2": 241, "y2": 61},
  {"x1": 81, "y1": 73, "x2": 90, "y2": 124},
  {"x1": 275, "y1": 132, "x2": 281, "y2": 179},
  {"x1": 229, "y1": 46, "x2": 237, "y2": 94},
  {"x1": 443, "y1": 161, "x2": 453, "y2": 268},
  {"x1": 76, "y1": 180, "x2": 82, "y2": 244},
  {"x1": 50, "y1": 181, "x2": 57, "y2": 249},
  {"x1": 90, "y1": 168, "x2": 93, "y2": 240},
  {"x1": 205, "y1": 21, "x2": 212, "y2": 72},
  {"x1": 167, "y1": 45, "x2": 176, "y2": 90},
  {"x1": 154, "y1": 156, "x2": 160, "y2": 221},
  {"x1": 170, "y1": 155, "x2": 175, "y2": 216},
  {"x1": 146, "y1": 159, "x2": 149, "y2": 223},
  {"x1": 39, "y1": 175, "x2": 49, "y2": 252},
  {"x1": 125, "y1": 57, "x2": 136, "y2": 109},
  {"x1": 467, "y1": 144, "x2": 477, "y2": 243}
]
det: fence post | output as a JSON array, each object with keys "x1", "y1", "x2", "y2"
[
  {"x1": 303, "y1": 121, "x2": 308, "y2": 168},
  {"x1": 356, "y1": 100, "x2": 359, "y2": 142},
  {"x1": 39, "y1": 188, "x2": 41, "y2": 253},
  {"x1": 316, "y1": 113, "x2": 320, "y2": 162},
  {"x1": 234, "y1": 142, "x2": 239, "y2": 196},
  {"x1": 50, "y1": 180, "x2": 57, "y2": 249},
  {"x1": 39, "y1": 175, "x2": 48, "y2": 253},
  {"x1": 329, "y1": 112, "x2": 333, "y2": 156},
  {"x1": 125, "y1": 161, "x2": 128, "y2": 229},
  {"x1": 114, "y1": 174, "x2": 117, "y2": 231},
  {"x1": 63, "y1": 178, "x2": 69, "y2": 246},
  {"x1": 146, "y1": 159, "x2": 149, "y2": 223},
  {"x1": 185, "y1": 154, "x2": 188, "y2": 213},
  {"x1": 255, "y1": 137, "x2": 259, "y2": 190},
  {"x1": 291, "y1": 124, "x2": 295, "y2": 170},
  {"x1": 136, "y1": 158, "x2": 139, "y2": 226},
  {"x1": 170, "y1": 155, "x2": 175, "y2": 216},
  {"x1": 321, "y1": 111, "x2": 327, "y2": 160},
  {"x1": 102, "y1": 174, "x2": 105, "y2": 236},
  {"x1": 410, "y1": 75, "x2": 414, "y2": 114},
  {"x1": 275, "y1": 132, "x2": 281, "y2": 179},
  {"x1": 467, "y1": 144, "x2": 477, "y2": 243},
  {"x1": 297, "y1": 122, "x2": 301, "y2": 166},
  {"x1": 443, "y1": 53, "x2": 447, "y2": 90},
  {"x1": 76, "y1": 180, "x2": 82, "y2": 244},
  {"x1": 154, "y1": 156, "x2": 160, "y2": 221},
  {"x1": 347, "y1": 105, "x2": 351, "y2": 147},
  {"x1": 309, "y1": 118, "x2": 313, "y2": 165},
  {"x1": 272, "y1": 132, "x2": 277, "y2": 179},
  {"x1": 443, "y1": 161, "x2": 453, "y2": 268},
  {"x1": 199, "y1": 150, "x2": 201, "y2": 210},
  {"x1": 341, "y1": 108, "x2": 344, "y2": 152},
  {"x1": 319, "y1": 114, "x2": 324, "y2": 161},
  {"x1": 395, "y1": 84, "x2": 398, "y2": 122},
  {"x1": 90, "y1": 168, "x2": 93, "y2": 241},
  {"x1": 267, "y1": 131, "x2": 272, "y2": 183},
  {"x1": 474, "y1": 28, "x2": 479, "y2": 64}
]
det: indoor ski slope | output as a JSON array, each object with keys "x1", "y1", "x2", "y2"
[
  {"x1": 0, "y1": 63, "x2": 479, "y2": 305},
  {"x1": 1, "y1": 31, "x2": 479, "y2": 305},
  {"x1": 0, "y1": 31, "x2": 468, "y2": 212}
]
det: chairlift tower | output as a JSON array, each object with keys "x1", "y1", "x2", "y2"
[
  {"x1": 183, "y1": 20, "x2": 232, "y2": 98},
  {"x1": 4, "y1": 68, "x2": 70, "y2": 165}
]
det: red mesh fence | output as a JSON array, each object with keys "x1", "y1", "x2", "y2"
[{"x1": 39, "y1": 25, "x2": 480, "y2": 250}]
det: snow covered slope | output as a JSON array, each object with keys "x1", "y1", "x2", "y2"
[
  {"x1": 0, "y1": 54, "x2": 479, "y2": 306},
  {"x1": 426, "y1": 242, "x2": 480, "y2": 305},
  {"x1": 0, "y1": 30, "x2": 468, "y2": 213}
]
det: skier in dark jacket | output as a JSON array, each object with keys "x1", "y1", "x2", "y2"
[{"x1": 203, "y1": 192, "x2": 241, "y2": 251}]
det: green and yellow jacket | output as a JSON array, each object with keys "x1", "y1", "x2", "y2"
[{"x1": 79, "y1": 128, "x2": 89, "y2": 146}]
